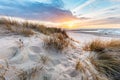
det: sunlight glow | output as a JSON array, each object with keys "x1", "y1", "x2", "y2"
[
  {"x1": 67, "y1": 23, "x2": 74, "y2": 28},
  {"x1": 60, "y1": 21, "x2": 78, "y2": 29}
]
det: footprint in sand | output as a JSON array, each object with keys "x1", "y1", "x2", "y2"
[
  {"x1": 29, "y1": 46, "x2": 42, "y2": 53},
  {"x1": 0, "y1": 47, "x2": 19, "y2": 60},
  {"x1": 28, "y1": 46, "x2": 42, "y2": 62}
]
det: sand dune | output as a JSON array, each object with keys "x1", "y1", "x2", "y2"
[{"x1": 0, "y1": 18, "x2": 120, "y2": 80}]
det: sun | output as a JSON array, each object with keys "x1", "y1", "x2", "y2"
[
  {"x1": 60, "y1": 21, "x2": 77, "y2": 29},
  {"x1": 67, "y1": 23, "x2": 74, "y2": 28}
]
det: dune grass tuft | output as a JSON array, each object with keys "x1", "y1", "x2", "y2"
[
  {"x1": 107, "y1": 39, "x2": 120, "y2": 48},
  {"x1": 83, "y1": 39, "x2": 120, "y2": 52},
  {"x1": 87, "y1": 39, "x2": 120, "y2": 80},
  {"x1": 75, "y1": 60, "x2": 85, "y2": 72},
  {"x1": 20, "y1": 28, "x2": 34, "y2": 37},
  {"x1": 0, "y1": 17, "x2": 18, "y2": 26},
  {"x1": 90, "y1": 52, "x2": 120, "y2": 80},
  {"x1": 43, "y1": 33, "x2": 70, "y2": 52},
  {"x1": 83, "y1": 39, "x2": 107, "y2": 52},
  {"x1": 0, "y1": 17, "x2": 69, "y2": 37}
]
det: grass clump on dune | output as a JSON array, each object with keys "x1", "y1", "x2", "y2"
[
  {"x1": 83, "y1": 39, "x2": 107, "y2": 52},
  {"x1": 0, "y1": 17, "x2": 18, "y2": 26},
  {"x1": 86, "y1": 39, "x2": 120, "y2": 80},
  {"x1": 43, "y1": 33, "x2": 70, "y2": 52},
  {"x1": 83, "y1": 39, "x2": 120, "y2": 52},
  {"x1": 5, "y1": 24, "x2": 34, "y2": 37},
  {"x1": 19, "y1": 28, "x2": 34, "y2": 37},
  {"x1": 107, "y1": 39, "x2": 120, "y2": 48},
  {"x1": 25, "y1": 22, "x2": 69, "y2": 38},
  {"x1": 0, "y1": 18, "x2": 34, "y2": 37},
  {"x1": 90, "y1": 52, "x2": 120, "y2": 80},
  {"x1": 0, "y1": 17, "x2": 68, "y2": 37}
]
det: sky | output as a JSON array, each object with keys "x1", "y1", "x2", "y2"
[{"x1": 0, "y1": 0, "x2": 120, "y2": 29}]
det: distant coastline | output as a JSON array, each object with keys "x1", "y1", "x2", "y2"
[{"x1": 67, "y1": 28, "x2": 120, "y2": 38}]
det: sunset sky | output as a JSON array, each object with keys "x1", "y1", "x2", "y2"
[{"x1": 0, "y1": 0, "x2": 120, "y2": 29}]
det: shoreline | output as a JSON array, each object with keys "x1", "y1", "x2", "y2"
[{"x1": 68, "y1": 31, "x2": 120, "y2": 38}]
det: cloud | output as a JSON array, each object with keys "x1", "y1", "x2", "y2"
[
  {"x1": 78, "y1": 17, "x2": 91, "y2": 20},
  {"x1": 106, "y1": 7, "x2": 118, "y2": 11},
  {"x1": 77, "y1": 5, "x2": 120, "y2": 19},
  {"x1": 32, "y1": 0, "x2": 64, "y2": 8},
  {"x1": 110, "y1": 0, "x2": 120, "y2": 2},
  {"x1": 68, "y1": 17, "x2": 120, "y2": 28},
  {"x1": 51, "y1": 0, "x2": 64, "y2": 8},
  {"x1": 0, "y1": 5, "x2": 12, "y2": 9},
  {"x1": 72, "y1": 0, "x2": 95, "y2": 14},
  {"x1": 83, "y1": 17, "x2": 120, "y2": 25},
  {"x1": 95, "y1": 17, "x2": 120, "y2": 24},
  {"x1": 0, "y1": 0, "x2": 77, "y2": 22},
  {"x1": 71, "y1": 0, "x2": 120, "y2": 22}
]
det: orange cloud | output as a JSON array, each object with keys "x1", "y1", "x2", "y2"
[{"x1": 59, "y1": 19, "x2": 120, "y2": 29}]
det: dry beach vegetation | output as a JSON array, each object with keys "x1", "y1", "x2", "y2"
[
  {"x1": 0, "y1": 17, "x2": 120, "y2": 80},
  {"x1": 83, "y1": 39, "x2": 120, "y2": 80}
]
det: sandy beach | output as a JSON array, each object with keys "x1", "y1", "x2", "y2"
[{"x1": 0, "y1": 25, "x2": 120, "y2": 80}]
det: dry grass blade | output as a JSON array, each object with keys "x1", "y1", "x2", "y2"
[
  {"x1": 40, "y1": 55, "x2": 50, "y2": 64},
  {"x1": 75, "y1": 61, "x2": 85, "y2": 72}
]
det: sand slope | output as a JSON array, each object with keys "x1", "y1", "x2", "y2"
[{"x1": 0, "y1": 28, "x2": 120, "y2": 80}]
